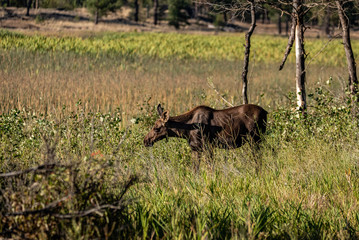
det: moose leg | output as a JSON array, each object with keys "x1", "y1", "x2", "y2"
[
  {"x1": 204, "y1": 145, "x2": 215, "y2": 171},
  {"x1": 189, "y1": 130, "x2": 204, "y2": 173},
  {"x1": 192, "y1": 151, "x2": 202, "y2": 173},
  {"x1": 248, "y1": 135, "x2": 263, "y2": 174}
]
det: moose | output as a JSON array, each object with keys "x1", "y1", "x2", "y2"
[{"x1": 144, "y1": 104, "x2": 267, "y2": 169}]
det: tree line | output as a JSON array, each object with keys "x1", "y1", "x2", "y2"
[{"x1": 2, "y1": 0, "x2": 359, "y2": 31}]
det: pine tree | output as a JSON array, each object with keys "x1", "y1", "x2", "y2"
[
  {"x1": 86, "y1": 0, "x2": 122, "y2": 24},
  {"x1": 167, "y1": 0, "x2": 190, "y2": 29}
]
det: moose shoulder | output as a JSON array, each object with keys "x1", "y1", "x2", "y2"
[{"x1": 144, "y1": 104, "x2": 267, "y2": 152}]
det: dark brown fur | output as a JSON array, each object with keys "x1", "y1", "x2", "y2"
[{"x1": 144, "y1": 104, "x2": 267, "y2": 153}]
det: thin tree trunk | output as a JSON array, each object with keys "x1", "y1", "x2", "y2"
[
  {"x1": 285, "y1": 15, "x2": 289, "y2": 36},
  {"x1": 336, "y1": 0, "x2": 358, "y2": 97},
  {"x1": 323, "y1": 6, "x2": 330, "y2": 36},
  {"x1": 279, "y1": 9, "x2": 296, "y2": 71},
  {"x1": 26, "y1": 0, "x2": 32, "y2": 16},
  {"x1": 294, "y1": 0, "x2": 306, "y2": 113},
  {"x1": 153, "y1": 0, "x2": 158, "y2": 25},
  {"x1": 242, "y1": 0, "x2": 256, "y2": 105},
  {"x1": 134, "y1": 0, "x2": 139, "y2": 22},
  {"x1": 278, "y1": 12, "x2": 282, "y2": 35},
  {"x1": 261, "y1": 9, "x2": 265, "y2": 24},
  {"x1": 94, "y1": 9, "x2": 99, "y2": 24},
  {"x1": 194, "y1": 1, "x2": 198, "y2": 21}
]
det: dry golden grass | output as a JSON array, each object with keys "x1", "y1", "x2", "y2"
[{"x1": 0, "y1": 48, "x2": 348, "y2": 124}]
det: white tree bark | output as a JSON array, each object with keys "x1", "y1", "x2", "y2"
[
  {"x1": 295, "y1": 24, "x2": 306, "y2": 111},
  {"x1": 294, "y1": 0, "x2": 306, "y2": 114}
]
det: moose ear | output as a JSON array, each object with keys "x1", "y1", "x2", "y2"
[
  {"x1": 157, "y1": 104, "x2": 164, "y2": 116},
  {"x1": 162, "y1": 110, "x2": 170, "y2": 123}
]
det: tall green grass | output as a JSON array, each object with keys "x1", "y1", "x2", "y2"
[
  {"x1": 1, "y1": 89, "x2": 359, "y2": 238},
  {"x1": 1, "y1": 30, "x2": 359, "y2": 239}
]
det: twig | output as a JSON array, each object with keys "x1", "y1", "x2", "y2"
[
  {"x1": 306, "y1": 33, "x2": 341, "y2": 68},
  {"x1": 112, "y1": 126, "x2": 130, "y2": 156},
  {"x1": 207, "y1": 77, "x2": 234, "y2": 107},
  {"x1": 0, "y1": 163, "x2": 71, "y2": 178},
  {"x1": 53, "y1": 203, "x2": 126, "y2": 219},
  {"x1": 3, "y1": 175, "x2": 138, "y2": 219},
  {"x1": 4, "y1": 195, "x2": 71, "y2": 217}
]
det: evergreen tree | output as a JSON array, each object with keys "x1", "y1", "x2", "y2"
[
  {"x1": 86, "y1": 0, "x2": 121, "y2": 24},
  {"x1": 167, "y1": 0, "x2": 190, "y2": 29}
]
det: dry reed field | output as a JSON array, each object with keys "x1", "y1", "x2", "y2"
[
  {"x1": 0, "y1": 39, "x2": 349, "y2": 121},
  {"x1": 1, "y1": 30, "x2": 359, "y2": 239}
]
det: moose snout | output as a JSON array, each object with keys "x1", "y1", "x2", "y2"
[{"x1": 144, "y1": 138, "x2": 153, "y2": 147}]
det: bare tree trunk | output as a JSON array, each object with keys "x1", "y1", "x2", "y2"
[
  {"x1": 153, "y1": 0, "x2": 158, "y2": 25},
  {"x1": 261, "y1": 9, "x2": 265, "y2": 24},
  {"x1": 323, "y1": 6, "x2": 330, "y2": 36},
  {"x1": 26, "y1": 0, "x2": 32, "y2": 16},
  {"x1": 94, "y1": 9, "x2": 99, "y2": 24},
  {"x1": 242, "y1": 0, "x2": 256, "y2": 104},
  {"x1": 278, "y1": 12, "x2": 282, "y2": 35},
  {"x1": 134, "y1": 0, "x2": 139, "y2": 22},
  {"x1": 294, "y1": 0, "x2": 306, "y2": 113},
  {"x1": 279, "y1": 9, "x2": 296, "y2": 70},
  {"x1": 223, "y1": 12, "x2": 227, "y2": 24},
  {"x1": 336, "y1": 0, "x2": 358, "y2": 97},
  {"x1": 194, "y1": 1, "x2": 198, "y2": 21},
  {"x1": 285, "y1": 15, "x2": 289, "y2": 36},
  {"x1": 146, "y1": 5, "x2": 150, "y2": 18}
]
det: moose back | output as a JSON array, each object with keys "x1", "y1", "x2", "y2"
[{"x1": 144, "y1": 104, "x2": 267, "y2": 152}]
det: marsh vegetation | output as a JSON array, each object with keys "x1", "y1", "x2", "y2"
[{"x1": 1, "y1": 30, "x2": 359, "y2": 239}]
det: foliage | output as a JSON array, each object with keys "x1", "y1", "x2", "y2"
[
  {"x1": 41, "y1": 0, "x2": 76, "y2": 10},
  {"x1": 213, "y1": 14, "x2": 225, "y2": 29},
  {"x1": 167, "y1": 0, "x2": 191, "y2": 29},
  {"x1": 1, "y1": 83, "x2": 359, "y2": 238},
  {"x1": 85, "y1": 0, "x2": 122, "y2": 23}
]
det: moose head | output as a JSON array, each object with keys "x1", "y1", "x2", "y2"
[{"x1": 144, "y1": 104, "x2": 170, "y2": 147}]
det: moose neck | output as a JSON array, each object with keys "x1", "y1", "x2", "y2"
[{"x1": 167, "y1": 113, "x2": 195, "y2": 139}]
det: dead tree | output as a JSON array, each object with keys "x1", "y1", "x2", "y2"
[
  {"x1": 294, "y1": 0, "x2": 306, "y2": 113},
  {"x1": 242, "y1": 0, "x2": 257, "y2": 104},
  {"x1": 276, "y1": 0, "x2": 306, "y2": 114},
  {"x1": 335, "y1": 0, "x2": 358, "y2": 98}
]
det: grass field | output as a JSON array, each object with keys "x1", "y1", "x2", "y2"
[{"x1": 1, "y1": 30, "x2": 359, "y2": 239}]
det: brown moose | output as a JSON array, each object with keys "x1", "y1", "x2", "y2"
[{"x1": 144, "y1": 104, "x2": 267, "y2": 169}]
